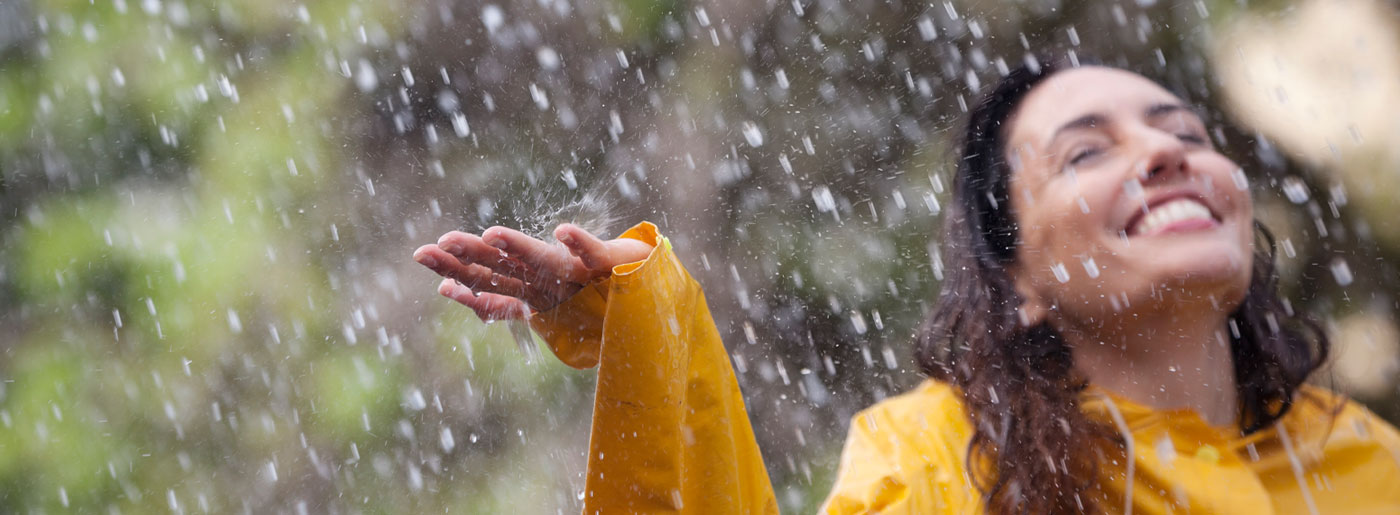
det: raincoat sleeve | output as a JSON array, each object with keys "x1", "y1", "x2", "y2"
[
  {"x1": 820, "y1": 381, "x2": 979, "y2": 514},
  {"x1": 529, "y1": 221, "x2": 779, "y2": 514}
]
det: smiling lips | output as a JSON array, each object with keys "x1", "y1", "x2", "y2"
[{"x1": 1129, "y1": 198, "x2": 1219, "y2": 237}]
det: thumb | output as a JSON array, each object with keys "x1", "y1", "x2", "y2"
[{"x1": 554, "y1": 224, "x2": 653, "y2": 273}]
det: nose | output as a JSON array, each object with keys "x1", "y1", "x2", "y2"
[{"x1": 1137, "y1": 128, "x2": 1189, "y2": 182}]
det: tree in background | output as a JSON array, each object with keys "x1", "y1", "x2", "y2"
[{"x1": 1, "y1": 0, "x2": 1396, "y2": 512}]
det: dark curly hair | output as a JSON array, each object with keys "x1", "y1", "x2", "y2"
[{"x1": 914, "y1": 56, "x2": 1330, "y2": 514}]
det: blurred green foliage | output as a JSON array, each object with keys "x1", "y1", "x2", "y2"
[{"x1": 2, "y1": 0, "x2": 1397, "y2": 513}]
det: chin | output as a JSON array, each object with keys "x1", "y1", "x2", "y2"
[{"x1": 1151, "y1": 251, "x2": 1254, "y2": 308}]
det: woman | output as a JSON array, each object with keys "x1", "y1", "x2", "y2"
[{"x1": 413, "y1": 58, "x2": 1400, "y2": 513}]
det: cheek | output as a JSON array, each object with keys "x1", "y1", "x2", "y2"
[{"x1": 1017, "y1": 193, "x2": 1119, "y2": 288}]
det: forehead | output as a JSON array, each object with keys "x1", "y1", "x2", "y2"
[{"x1": 1006, "y1": 67, "x2": 1184, "y2": 147}]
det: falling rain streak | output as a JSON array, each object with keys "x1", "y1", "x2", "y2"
[{"x1": 0, "y1": 0, "x2": 1397, "y2": 513}]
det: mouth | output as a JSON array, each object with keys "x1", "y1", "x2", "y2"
[{"x1": 1125, "y1": 193, "x2": 1221, "y2": 237}]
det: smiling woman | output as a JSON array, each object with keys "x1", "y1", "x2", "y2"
[{"x1": 414, "y1": 56, "x2": 1400, "y2": 514}]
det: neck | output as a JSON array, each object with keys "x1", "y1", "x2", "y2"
[{"x1": 1058, "y1": 305, "x2": 1239, "y2": 427}]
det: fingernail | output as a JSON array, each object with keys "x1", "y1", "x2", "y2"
[
  {"x1": 487, "y1": 238, "x2": 507, "y2": 250},
  {"x1": 440, "y1": 243, "x2": 462, "y2": 255},
  {"x1": 417, "y1": 255, "x2": 438, "y2": 267},
  {"x1": 447, "y1": 282, "x2": 469, "y2": 297},
  {"x1": 557, "y1": 233, "x2": 574, "y2": 246}
]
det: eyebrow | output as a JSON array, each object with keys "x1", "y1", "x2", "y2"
[
  {"x1": 1045, "y1": 102, "x2": 1200, "y2": 147},
  {"x1": 1046, "y1": 114, "x2": 1104, "y2": 147},
  {"x1": 1144, "y1": 102, "x2": 1198, "y2": 120}
]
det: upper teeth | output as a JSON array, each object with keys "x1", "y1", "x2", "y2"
[{"x1": 1133, "y1": 199, "x2": 1214, "y2": 236}]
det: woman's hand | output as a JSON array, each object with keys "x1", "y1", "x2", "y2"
[{"x1": 413, "y1": 224, "x2": 654, "y2": 320}]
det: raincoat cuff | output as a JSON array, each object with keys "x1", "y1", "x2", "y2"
[{"x1": 528, "y1": 221, "x2": 664, "y2": 369}]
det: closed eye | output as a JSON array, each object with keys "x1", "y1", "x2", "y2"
[
  {"x1": 1068, "y1": 147, "x2": 1102, "y2": 166},
  {"x1": 1177, "y1": 133, "x2": 1207, "y2": 145}
]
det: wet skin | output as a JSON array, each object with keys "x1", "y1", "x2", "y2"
[
  {"x1": 1005, "y1": 66, "x2": 1255, "y2": 328},
  {"x1": 413, "y1": 224, "x2": 653, "y2": 320},
  {"x1": 1003, "y1": 67, "x2": 1254, "y2": 425}
]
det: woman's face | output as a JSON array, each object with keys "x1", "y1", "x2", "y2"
[{"x1": 1003, "y1": 67, "x2": 1255, "y2": 326}]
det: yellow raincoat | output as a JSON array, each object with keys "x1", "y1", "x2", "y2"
[{"x1": 530, "y1": 222, "x2": 1400, "y2": 514}]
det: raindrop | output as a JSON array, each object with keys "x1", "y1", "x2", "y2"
[
  {"x1": 1051, "y1": 262, "x2": 1071, "y2": 283},
  {"x1": 881, "y1": 346, "x2": 898, "y2": 370},
  {"x1": 405, "y1": 388, "x2": 427, "y2": 411},
  {"x1": 917, "y1": 16, "x2": 937, "y2": 41},
  {"x1": 1154, "y1": 436, "x2": 1177, "y2": 464},
  {"x1": 451, "y1": 112, "x2": 470, "y2": 137},
  {"x1": 481, "y1": 5, "x2": 505, "y2": 33},
  {"x1": 1231, "y1": 168, "x2": 1249, "y2": 190},
  {"x1": 1282, "y1": 176, "x2": 1310, "y2": 204},
  {"x1": 506, "y1": 317, "x2": 540, "y2": 362},
  {"x1": 354, "y1": 59, "x2": 378, "y2": 92},
  {"x1": 849, "y1": 311, "x2": 867, "y2": 335},
  {"x1": 536, "y1": 47, "x2": 561, "y2": 70},
  {"x1": 528, "y1": 83, "x2": 549, "y2": 110},
  {"x1": 440, "y1": 427, "x2": 456, "y2": 452},
  {"x1": 1329, "y1": 258, "x2": 1353, "y2": 286},
  {"x1": 1123, "y1": 178, "x2": 1144, "y2": 199},
  {"x1": 741, "y1": 121, "x2": 764, "y2": 147},
  {"x1": 1080, "y1": 256, "x2": 1099, "y2": 279},
  {"x1": 227, "y1": 309, "x2": 242, "y2": 334},
  {"x1": 811, "y1": 186, "x2": 835, "y2": 213}
]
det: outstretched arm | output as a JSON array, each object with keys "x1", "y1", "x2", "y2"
[{"x1": 415, "y1": 222, "x2": 777, "y2": 514}]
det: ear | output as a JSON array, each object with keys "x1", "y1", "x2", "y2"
[{"x1": 1010, "y1": 264, "x2": 1050, "y2": 327}]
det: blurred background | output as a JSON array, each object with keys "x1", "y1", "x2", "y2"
[{"x1": 2, "y1": 0, "x2": 1399, "y2": 512}]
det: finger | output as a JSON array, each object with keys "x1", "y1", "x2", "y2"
[
  {"x1": 481, "y1": 226, "x2": 589, "y2": 284},
  {"x1": 438, "y1": 279, "x2": 529, "y2": 321},
  {"x1": 436, "y1": 230, "x2": 533, "y2": 278},
  {"x1": 556, "y1": 224, "x2": 655, "y2": 272},
  {"x1": 415, "y1": 245, "x2": 531, "y2": 298},
  {"x1": 554, "y1": 224, "x2": 611, "y2": 272}
]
